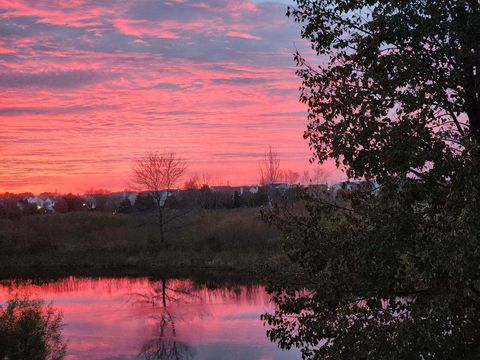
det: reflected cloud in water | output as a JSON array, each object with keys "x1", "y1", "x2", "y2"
[{"x1": 0, "y1": 276, "x2": 297, "y2": 360}]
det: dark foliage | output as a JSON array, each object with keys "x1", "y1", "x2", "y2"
[
  {"x1": 117, "y1": 198, "x2": 133, "y2": 214},
  {"x1": 0, "y1": 297, "x2": 66, "y2": 360},
  {"x1": 135, "y1": 193, "x2": 156, "y2": 212},
  {"x1": 263, "y1": 1, "x2": 480, "y2": 359}
]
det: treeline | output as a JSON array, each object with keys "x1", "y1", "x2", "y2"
[{"x1": 0, "y1": 185, "x2": 301, "y2": 219}]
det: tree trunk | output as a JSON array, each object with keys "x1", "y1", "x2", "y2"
[
  {"x1": 156, "y1": 198, "x2": 165, "y2": 244},
  {"x1": 158, "y1": 207, "x2": 164, "y2": 243},
  {"x1": 458, "y1": 5, "x2": 480, "y2": 140}
]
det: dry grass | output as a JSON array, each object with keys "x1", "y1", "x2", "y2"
[{"x1": 0, "y1": 208, "x2": 285, "y2": 272}]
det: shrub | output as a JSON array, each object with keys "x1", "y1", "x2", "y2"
[{"x1": 0, "y1": 297, "x2": 66, "y2": 360}]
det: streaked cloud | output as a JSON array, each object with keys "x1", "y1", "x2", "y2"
[
  {"x1": 0, "y1": 70, "x2": 117, "y2": 88},
  {"x1": 211, "y1": 77, "x2": 268, "y2": 85},
  {"x1": 0, "y1": 104, "x2": 118, "y2": 116},
  {"x1": 0, "y1": 0, "x2": 337, "y2": 193}
]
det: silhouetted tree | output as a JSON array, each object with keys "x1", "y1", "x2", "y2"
[
  {"x1": 263, "y1": 1, "x2": 480, "y2": 359},
  {"x1": 53, "y1": 198, "x2": 68, "y2": 214},
  {"x1": 233, "y1": 191, "x2": 241, "y2": 208},
  {"x1": 62, "y1": 194, "x2": 84, "y2": 212},
  {"x1": 259, "y1": 147, "x2": 282, "y2": 186},
  {"x1": 132, "y1": 152, "x2": 187, "y2": 243},
  {"x1": 283, "y1": 170, "x2": 299, "y2": 185},
  {"x1": 117, "y1": 198, "x2": 133, "y2": 214}
]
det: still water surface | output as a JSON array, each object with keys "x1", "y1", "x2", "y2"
[{"x1": 0, "y1": 276, "x2": 298, "y2": 360}]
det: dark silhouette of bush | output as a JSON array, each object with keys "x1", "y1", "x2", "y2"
[
  {"x1": 62, "y1": 194, "x2": 85, "y2": 212},
  {"x1": 0, "y1": 297, "x2": 66, "y2": 360},
  {"x1": 117, "y1": 198, "x2": 133, "y2": 214}
]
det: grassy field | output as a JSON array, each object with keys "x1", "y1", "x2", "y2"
[{"x1": 0, "y1": 208, "x2": 286, "y2": 274}]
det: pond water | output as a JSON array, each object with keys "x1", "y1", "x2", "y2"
[{"x1": 0, "y1": 276, "x2": 299, "y2": 360}]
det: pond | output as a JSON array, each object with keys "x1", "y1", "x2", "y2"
[{"x1": 0, "y1": 275, "x2": 299, "y2": 360}]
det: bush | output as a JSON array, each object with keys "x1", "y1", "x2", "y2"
[{"x1": 0, "y1": 297, "x2": 66, "y2": 360}]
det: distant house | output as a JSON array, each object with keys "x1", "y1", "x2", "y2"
[
  {"x1": 24, "y1": 196, "x2": 55, "y2": 212},
  {"x1": 27, "y1": 197, "x2": 44, "y2": 210},
  {"x1": 43, "y1": 197, "x2": 55, "y2": 212}
]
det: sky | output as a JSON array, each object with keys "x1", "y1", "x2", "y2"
[{"x1": 0, "y1": 0, "x2": 339, "y2": 194}]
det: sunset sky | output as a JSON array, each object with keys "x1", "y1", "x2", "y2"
[{"x1": 0, "y1": 0, "x2": 339, "y2": 194}]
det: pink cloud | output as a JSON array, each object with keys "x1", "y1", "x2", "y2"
[
  {"x1": 227, "y1": 31, "x2": 261, "y2": 40},
  {"x1": 0, "y1": 0, "x2": 112, "y2": 28},
  {"x1": 113, "y1": 19, "x2": 182, "y2": 40},
  {"x1": 0, "y1": 0, "x2": 342, "y2": 194}
]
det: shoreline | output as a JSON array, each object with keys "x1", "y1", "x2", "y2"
[{"x1": 0, "y1": 262, "x2": 277, "y2": 284}]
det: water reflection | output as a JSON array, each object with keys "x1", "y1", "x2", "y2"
[
  {"x1": 0, "y1": 276, "x2": 297, "y2": 360},
  {"x1": 139, "y1": 338, "x2": 193, "y2": 360},
  {"x1": 131, "y1": 279, "x2": 196, "y2": 360}
]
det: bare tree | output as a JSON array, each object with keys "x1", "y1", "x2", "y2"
[
  {"x1": 183, "y1": 173, "x2": 211, "y2": 190},
  {"x1": 312, "y1": 166, "x2": 329, "y2": 186},
  {"x1": 183, "y1": 174, "x2": 200, "y2": 190},
  {"x1": 132, "y1": 152, "x2": 187, "y2": 243},
  {"x1": 300, "y1": 170, "x2": 311, "y2": 185},
  {"x1": 283, "y1": 170, "x2": 300, "y2": 185},
  {"x1": 301, "y1": 167, "x2": 330, "y2": 186},
  {"x1": 259, "y1": 147, "x2": 282, "y2": 186}
]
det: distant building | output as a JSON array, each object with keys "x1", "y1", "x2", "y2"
[
  {"x1": 27, "y1": 197, "x2": 44, "y2": 210},
  {"x1": 124, "y1": 192, "x2": 138, "y2": 205},
  {"x1": 25, "y1": 196, "x2": 56, "y2": 212},
  {"x1": 43, "y1": 198, "x2": 55, "y2": 212}
]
